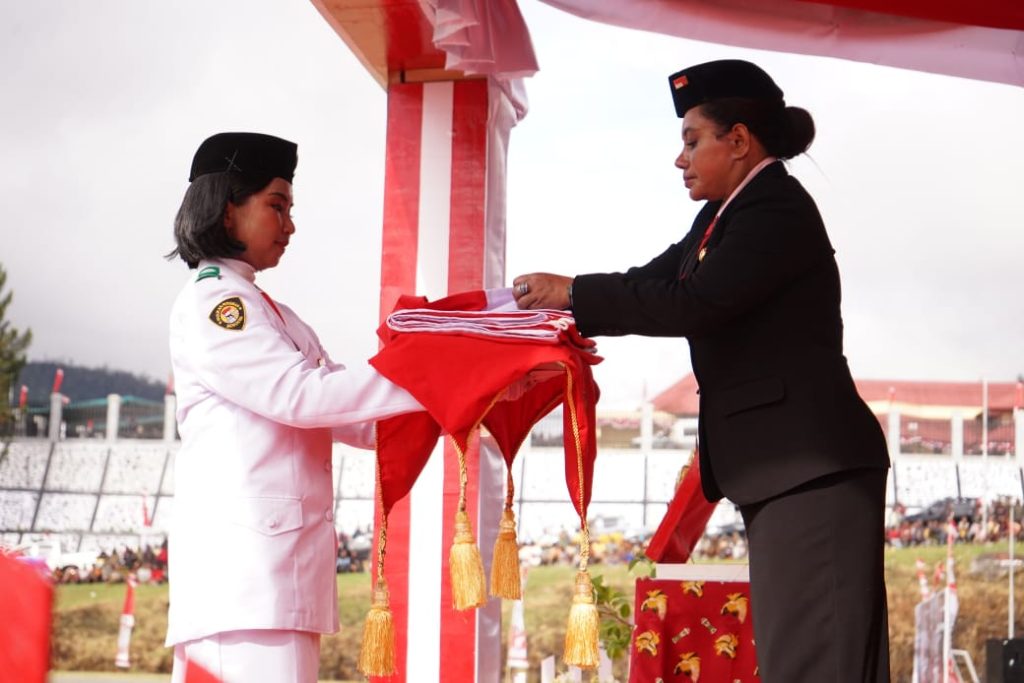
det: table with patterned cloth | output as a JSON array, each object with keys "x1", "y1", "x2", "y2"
[{"x1": 629, "y1": 566, "x2": 760, "y2": 682}]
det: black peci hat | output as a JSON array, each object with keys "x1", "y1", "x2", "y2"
[
  {"x1": 188, "y1": 132, "x2": 298, "y2": 183},
  {"x1": 668, "y1": 60, "x2": 784, "y2": 118}
]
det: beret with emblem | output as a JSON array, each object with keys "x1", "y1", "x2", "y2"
[
  {"x1": 668, "y1": 60, "x2": 784, "y2": 118},
  {"x1": 188, "y1": 132, "x2": 298, "y2": 183}
]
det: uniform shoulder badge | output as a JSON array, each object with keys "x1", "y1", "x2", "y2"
[
  {"x1": 209, "y1": 297, "x2": 246, "y2": 330},
  {"x1": 196, "y1": 266, "x2": 221, "y2": 282}
]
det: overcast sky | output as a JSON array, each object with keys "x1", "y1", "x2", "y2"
[{"x1": 2, "y1": 0, "x2": 1022, "y2": 409}]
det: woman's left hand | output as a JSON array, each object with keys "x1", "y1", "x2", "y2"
[{"x1": 512, "y1": 272, "x2": 573, "y2": 310}]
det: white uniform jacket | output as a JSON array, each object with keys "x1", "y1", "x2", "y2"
[{"x1": 165, "y1": 258, "x2": 421, "y2": 646}]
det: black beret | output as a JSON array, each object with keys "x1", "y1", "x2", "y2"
[
  {"x1": 188, "y1": 132, "x2": 298, "y2": 183},
  {"x1": 668, "y1": 60, "x2": 784, "y2": 118}
]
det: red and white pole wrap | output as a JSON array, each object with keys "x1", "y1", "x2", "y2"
[{"x1": 373, "y1": 77, "x2": 520, "y2": 683}]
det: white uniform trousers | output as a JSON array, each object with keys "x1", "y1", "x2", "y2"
[{"x1": 171, "y1": 629, "x2": 321, "y2": 683}]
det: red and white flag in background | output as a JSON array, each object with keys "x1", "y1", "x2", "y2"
[
  {"x1": 914, "y1": 559, "x2": 931, "y2": 600},
  {"x1": 115, "y1": 576, "x2": 137, "y2": 669}
]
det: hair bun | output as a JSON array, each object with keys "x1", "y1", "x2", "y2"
[{"x1": 780, "y1": 107, "x2": 815, "y2": 159}]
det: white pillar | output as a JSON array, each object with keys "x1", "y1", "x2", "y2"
[
  {"x1": 48, "y1": 392, "x2": 63, "y2": 441},
  {"x1": 106, "y1": 393, "x2": 121, "y2": 442},
  {"x1": 640, "y1": 401, "x2": 654, "y2": 453},
  {"x1": 887, "y1": 408, "x2": 900, "y2": 459},
  {"x1": 163, "y1": 394, "x2": 177, "y2": 442},
  {"x1": 951, "y1": 411, "x2": 964, "y2": 461}
]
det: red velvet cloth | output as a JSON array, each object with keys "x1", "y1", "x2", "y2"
[
  {"x1": 630, "y1": 577, "x2": 759, "y2": 682},
  {"x1": 370, "y1": 291, "x2": 601, "y2": 516},
  {"x1": 644, "y1": 454, "x2": 717, "y2": 563},
  {"x1": 0, "y1": 553, "x2": 52, "y2": 683}
]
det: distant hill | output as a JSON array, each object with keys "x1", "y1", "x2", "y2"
[{"x1": 13, "y1": 361, "x2": 166, "y2": 406}]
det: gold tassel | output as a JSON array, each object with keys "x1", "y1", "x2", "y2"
[
  {"x1": 450, "y1": 509, "x2": 488, "y2": 610},
  {"x1": 563, "y1": 569, "x2": 600, "y2": 669},
  {"x1": 358, "y1": 580, "x2": 395, "y2": 677},
  {"x1": 490, "y1": 507, "x2": 522, "y2": 600}
]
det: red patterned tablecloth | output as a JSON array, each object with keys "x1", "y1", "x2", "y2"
[{"x1": 629, "y1": 577, "x2": 760, "y2": 682}]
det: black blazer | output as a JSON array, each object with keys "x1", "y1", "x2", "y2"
[{"x1": 571, "y1": 161, "x2": 888, "y2": 505}]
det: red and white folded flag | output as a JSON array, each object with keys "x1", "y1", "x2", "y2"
[
  {"x1": 384, "y1": 287, "x2": 596, "y2": 351},
  {"x1": 370, "y1": 287, "x2": 602, "y2": 519}
]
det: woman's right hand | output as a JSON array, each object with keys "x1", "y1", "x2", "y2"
[{"x1": 511, "y1": 272, "x2": 573, "y2": 310}]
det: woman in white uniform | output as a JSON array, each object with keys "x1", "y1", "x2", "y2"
[{"x1": 165, "y1": 132, "x2": 423, "y2": 682}]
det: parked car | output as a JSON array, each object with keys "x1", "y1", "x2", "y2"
[{"x1": 904, "y1": 497, "x2": 977, "y2": 523}]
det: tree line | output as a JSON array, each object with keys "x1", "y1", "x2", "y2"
[{"x1": 2, "y1": 262, "x2": 165, "y2": 417}]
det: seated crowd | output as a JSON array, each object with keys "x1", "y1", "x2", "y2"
[
  {"x1": 52, "y1": 540, "x2": 168, "y2": 584},
  {"x1": 885, "y1": 496, "x2": 1023, "y2": 547},
  {"x1": 41, "y1": 496, "x2": 1023, "y2": 584}
]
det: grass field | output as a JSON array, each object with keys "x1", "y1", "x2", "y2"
[{"x1": 51, "y1": 543, "x2": 1022, "y2": 682}]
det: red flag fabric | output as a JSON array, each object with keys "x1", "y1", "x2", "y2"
[
  {"x1": 375, "y1": 411, "x2": 442, "y2": 513},
  {"x1": 630, "y1": 577, "x2": 759, "y2": 682},
  {"x1": 644, "y1": 454, "x2": 718, "y2": 563},
  {"x1": 114, "y1": 577, "x2": 137, "y2": 668},
  {"x1": 0, "y1": 553, "x2": 53, "y2": 683},
  {"x1": 185, "y1": 660, "x2": 223, "y2": 683},
  {"x1": 483, "y1": 374, "x2": 564, "y2": 469},
  {"x1": 122, "y1": 576, "x2": 137, "y2": 616},
  {"x1": 18, "y1": 385, "x2": 28, "y2": 409},
  {"x1": 52, "y1": 368, "x2": 64, "y2": 394}
]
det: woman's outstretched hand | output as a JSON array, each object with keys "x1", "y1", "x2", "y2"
[{"x1": 512, "y1": 272, "x2": 573, "y2": 310}]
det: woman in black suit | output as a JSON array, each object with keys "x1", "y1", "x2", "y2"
[{"x1": 513, "y1": 60, "x2": 890, "y2": 682}]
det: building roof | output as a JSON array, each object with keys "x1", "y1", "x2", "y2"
[{"x1": 651, "y1": 373, "x2": 700, "y2": 416}]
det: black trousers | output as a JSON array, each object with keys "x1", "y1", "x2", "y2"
[{"x1": 740, "y1": 467, "x2": 891, "y2": 683}]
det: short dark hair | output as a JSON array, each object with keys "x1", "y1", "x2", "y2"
[
  {"x1": 699, "y1": 98, "x2": 816, "y2": 160},
  {"x1": 166, "y1": 172, "x2": 273, "y2": 268}
]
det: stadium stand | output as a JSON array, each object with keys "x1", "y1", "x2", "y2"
[
  {"x1": 2, "y1": 385, "x2": 1021, "y2": 559},
  {"x1": 959, "y1": 458, "x2": 1022, "y2": 498},
  {"x1": 0, "y1": 442, "x2": 49, "y2": 489},
  {"x1": 892, "y1": 457, "x2": 960, "y2": 507},
  {"x1": 0, "y1": 490, "x2": 38, "y2": 531},
  {"x1": 34, "y1": 493, "x2": 97, "y2": 532},
  {"x1": 103, "y1": 443, "x2": 169, "y2": 494},
  {"x1": 44, "y1": 443, "x2": 107, "y2": 492}
]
